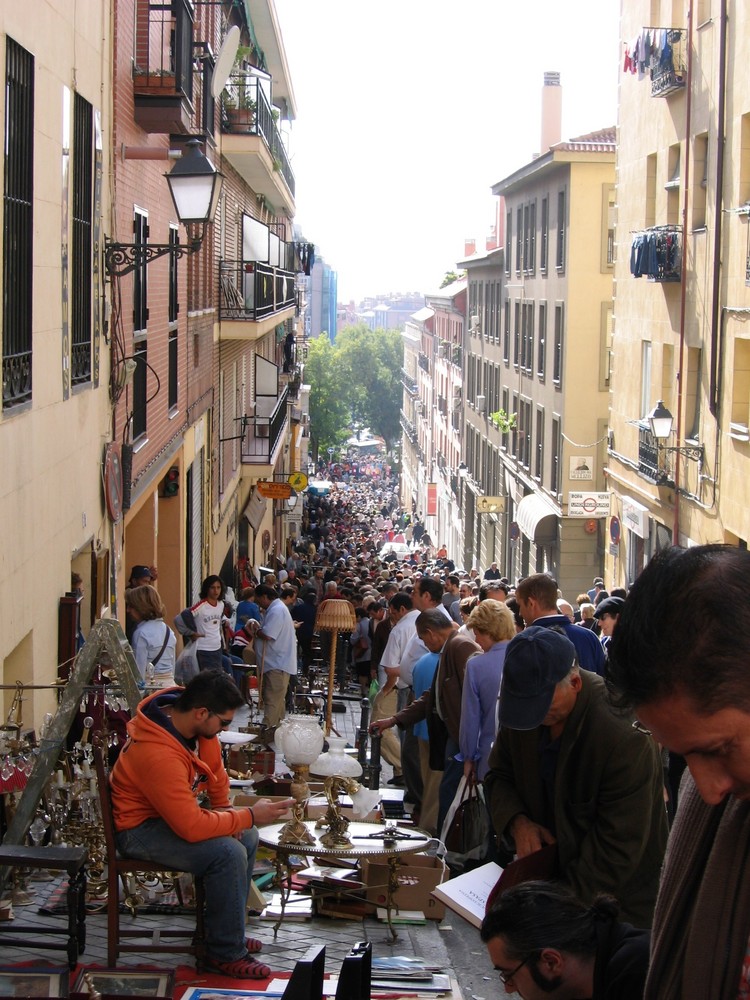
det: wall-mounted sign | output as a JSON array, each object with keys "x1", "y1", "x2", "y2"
[
  {"x1": 621, "y1": 495, "x2": 649, "y2": 539},
  {"x1": 569, "y1": 456, "x2": 594, "y2": 481},
  {"x1": 257, "y1": 480, "x2": 293, "y2": 500},
  {"x1": 477, "y1": 496, "x2": 506, "y2": 514},
  {"x1": 427, "y1": 483, "x2": 437, "y2": 517},
  {"x1": 288, "y1": 471, "x2": 308, "y2": 491},
  {"x1": 610, "y1": 515, "x2": 621, "y2": 545},
  {"x1": 568, "y1": 492, "x2": 611, "y2": 518}
]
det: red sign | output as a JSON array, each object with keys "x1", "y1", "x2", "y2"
[{"x1": 427, "y1": 483, "x2": 437, "y2": 517}]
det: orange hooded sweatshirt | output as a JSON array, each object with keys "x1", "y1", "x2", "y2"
[{"x1": 110, "y1": 688, "x2": 253, "y2": 842}]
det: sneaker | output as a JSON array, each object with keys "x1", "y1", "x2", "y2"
[{"x1": 199, "y1": 953, "x2": 271, "y2": 979}]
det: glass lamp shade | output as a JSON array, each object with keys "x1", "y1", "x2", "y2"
[
  {"x1": 165, "y1": 139, "x2": 224, "y2": 225},
  {"x1": 311, "y1": 736, "x2": 363, "y2": 778},
  {"x1": 350, "y1": 784, "x2": 380, "y2": 818},
  {"x1": 314, "y1": 599, "x2": 357, "y2": 633},
  {"x1": 275, "y1": 715, "x2": 324, "y2": 766},
  {"x1": 647, "y1": 400, "x2": 674, "y2": 439}
]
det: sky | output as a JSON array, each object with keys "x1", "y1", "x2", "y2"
[{"x1": 274, "y1": 0, "x2": 621, "y2": 303}]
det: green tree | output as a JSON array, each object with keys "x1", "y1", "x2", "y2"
[
  {"x1": 305, "y1": 333, "x2": 350, "y2": 460},
  {"x1": 440, "y1": 269, "x2": 465, "y2": 288},
  {"x1": 335, "y1": 324, "x2": 403, "y2": 450}
]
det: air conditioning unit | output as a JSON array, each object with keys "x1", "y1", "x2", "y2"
[
  {"x1": 470, "y1": 314, "x2": 480, "y2": 332},
  {"x1": 476, "y1": 394, "x2": 486, "y2": 413}
]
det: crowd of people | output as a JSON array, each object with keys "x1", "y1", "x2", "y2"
[{"x1": 111, "y1": 464, "x2": 750, "y2": 997}]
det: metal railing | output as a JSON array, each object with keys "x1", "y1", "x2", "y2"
[
  {"x1": 400, "y1": 411, "x2": 417, "y2": 444},
  {"x1": 418, "y1": 352, "x2": 430, "y2": 373},
  {"x1": 649, "y1": 28, "x2": 687, "y2": 98},
  {"x1": 241, "y1": 386, "x2": 289, "y2": 464},
  {"x1": 400, "y1": 368, "x2": 418, "y2": 394},
  {"x1": 133, "y1": 0, "x2": 193, "y2": 102},
  {"x1": 221, "y1": 73, "x2": 295, "y2": 196},
  {"x1": 218, "y1": 260, "x2": 296, "y2": 322},
  {"x1": 638, "y1": 427, "x2": 670, "y2": 484}
]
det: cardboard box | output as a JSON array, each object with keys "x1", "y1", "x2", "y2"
[{"x1": 361, "y1": 854, "x2": 447, "y2": 919}]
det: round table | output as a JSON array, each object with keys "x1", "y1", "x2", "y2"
[{"x1": 258, "y1": 821, "x2": 432, "y2": 939}]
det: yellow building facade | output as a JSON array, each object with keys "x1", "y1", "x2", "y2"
[
  {"x1": 606, "y1": 0, "x2": 750, "y2": 586},
  {"x1": 485, "y1": 136, "x2": 614, "y2": 596},
  {"x1": 0, "y1": 2, "x2": 112, "y2": 723}
]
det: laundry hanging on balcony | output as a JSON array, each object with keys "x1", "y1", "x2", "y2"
[
  {"x1": 622, "y1": 27, "x2": 686, "y2": 97},
  {"x1": 630, "y1": 227, "x2": 681, "y2": 282},
  {"x1": 295, "y1": 241, "x2": 316, "y2": 276}
]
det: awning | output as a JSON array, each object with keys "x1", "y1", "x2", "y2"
[{"x1": 517, "y1": 493, "x2": 559, "y2": 544}]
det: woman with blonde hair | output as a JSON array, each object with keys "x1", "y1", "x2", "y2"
[
  {"x1": 126, "y1": 585, "x2": 176, "y2": 687},
  {"x1": 576, "y1": 602, "x2": 598, "y2": 631},
  {"x1": 459, "y1": 600, "x2": 515, "y2": 781}
]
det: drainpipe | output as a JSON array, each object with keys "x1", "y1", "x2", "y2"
[
  {"x1": 709, "y1": 0, "x2": 728, "y2": 417},
  {"x1": 672, "y1": 1, "x2": 695, "y2": 542}
]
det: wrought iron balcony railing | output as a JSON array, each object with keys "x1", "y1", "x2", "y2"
[
  {"x1": 649, "y1": 28, "x2": 687, "y2": 98},
  {"x1": 241, "y1": 386, "x2": 290, "y2": 464},
  {"x1": 400, "y1": 368, "x2": 418, "y2": 394},
  {"x1": 219, "y1": 260, "x2": 296, "y2": 322},
  {"x1": 221, "y1": 73, "x2": 295, "y2": 196}
]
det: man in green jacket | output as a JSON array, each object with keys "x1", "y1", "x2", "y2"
[{"x1": 484, "y1": 626, "x2": 667, "y2": 927}]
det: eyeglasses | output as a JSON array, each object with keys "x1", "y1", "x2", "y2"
[
  {"x1": 209, "y1": 712, "x2": 232, "y2": 727},
  {"x1": 498, "y1": 952, "x2": 535, "y2": 985}
]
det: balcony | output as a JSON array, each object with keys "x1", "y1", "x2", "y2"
[
  {"x1": 418, "y1": 352, "x2": 430, "y2": 373},
  {"x1": 221, "y1": 74, "x2": 295, "y2": 215},
  {"x1": 400, "y1": 368, "x2": 418, "y2": 395},
  {"x1": 218, "y1": 259, "x2": 296, "y2": 341},
  {"x1": 241, "y1": 386, "x2": 290, "y2": 465},
  {"x1": 132, "y1": 0, "x2": 194, "y2": 134},
  {"x1": 630, "y1": 225, "x2": 682, "y2": 282},
  {"x1": 649, "y1": 29, "x2": 687, "y2": 98},
  {"x1": 400, "y1": 410, "x2": 417, "y2": 444},
  {"x1": 638, "y1": 426, "x2": 671, "y2": 485}
]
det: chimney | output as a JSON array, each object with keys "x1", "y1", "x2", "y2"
[
  {"x1": 464, "y1": 238, "x2": 476, "y2": 257},
  {"x1": 541, "y1": 71, "x2": 562, "y2": 153}
]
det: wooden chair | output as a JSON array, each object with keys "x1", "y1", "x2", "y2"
[{"x1": 93, "y1": 746, "x2": 206, "y2": 966}]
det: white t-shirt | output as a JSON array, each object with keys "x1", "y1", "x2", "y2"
[
  {"x1": 378, "y1": 609, "x2": 420, "y2": 688},
  {"x1": 190, "y1": 599, "x2": 225, "y2": 652}
]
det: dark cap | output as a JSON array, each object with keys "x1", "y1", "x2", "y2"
[
  {"x1": 129, "y1": 565, "x2": 152, "y2": 582},
  {"x1": 369, "y1": 598, "x2": 388, "y2": 611},
  {"x1": 593, "y1": 596, "x2": 625, "y2": 619},
  {"x1": 499, "y1": 626, "x2": 577, "y2": 731}
]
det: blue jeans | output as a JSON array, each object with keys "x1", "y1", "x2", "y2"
[
  {"x1": 437, "y1": 736, "x2": 464, "y2": 837},
  {"x1": 115, "y1": 817, "x2": 259, "y2": 962}
]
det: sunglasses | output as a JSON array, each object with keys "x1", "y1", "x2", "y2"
[{"x1": 209, "y1": 712, "x2": 232, "y2": 727}]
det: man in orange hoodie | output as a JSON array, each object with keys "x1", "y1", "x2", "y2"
[{"x1": 111, "y1": 670, "x2": 293, "y2": 979}]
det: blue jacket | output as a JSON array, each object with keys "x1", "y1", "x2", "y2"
[{"x1": 533, "y1": 614, "x2": 606, "y2": 675}]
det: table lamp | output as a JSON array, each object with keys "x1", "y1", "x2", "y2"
[
  {"x1": 311, "y1": 736, "x2": 380, "y2": 848},
  {"x1": 314, "y1": 600, "x2": 356, "y2": 734},
  {"x1": 275, "y1": 716, "x2": 325, "y2": 846}
]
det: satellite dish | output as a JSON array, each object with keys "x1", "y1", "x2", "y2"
[{"x1": 211, "y1": 25, "x2": 240, "y2": 100}]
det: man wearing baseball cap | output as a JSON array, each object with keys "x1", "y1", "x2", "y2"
[
  {"x1": 484, "y1": 626, "x2": 667, "y2": 927},
  {"x1": 593, "y1": 595, "x2": 625, "y2": 655}
]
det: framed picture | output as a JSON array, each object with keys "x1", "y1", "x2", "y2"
[
  {"x1": 72, "y1": 969, "x2": 173, "y2": 998},
  {"x1": 0, "y1": 966, "x2": 69, "y2": 997}
]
